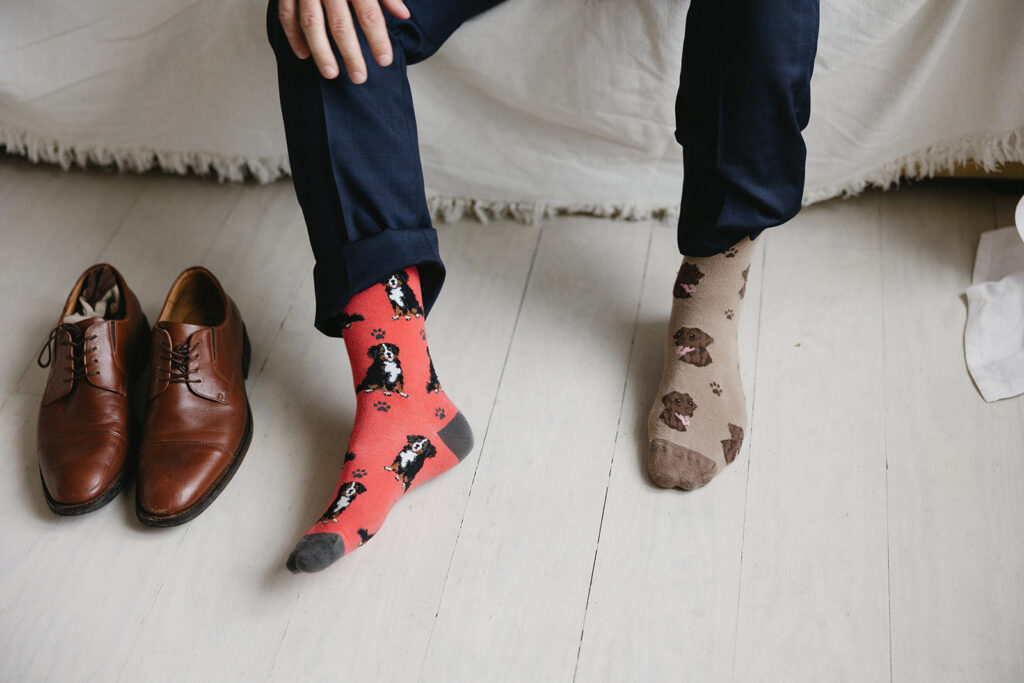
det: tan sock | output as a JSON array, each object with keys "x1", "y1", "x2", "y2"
[{"x1": 647, "y1": 236, "x2": 755, "y2": 490}]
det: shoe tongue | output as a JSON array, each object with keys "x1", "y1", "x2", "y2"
[
  {"x1": 157, "y1": 321, "x2": 207, "y2": 346},
  {"x1": 63, "y1": 316, "x2": 104, "y2": 340}
]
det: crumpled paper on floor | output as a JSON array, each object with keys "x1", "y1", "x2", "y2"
[{"x1": 964, "y1": 218, "x2": 1024, "y2": 402}]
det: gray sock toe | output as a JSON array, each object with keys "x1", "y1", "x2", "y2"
[{"x1": 286, "y1": 533, "x2": 346, "y2": 573}]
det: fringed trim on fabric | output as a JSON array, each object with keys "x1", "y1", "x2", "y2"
[
  {"x1": 0, "y1": 124, "x2": 291, "y2": 183},
  {"x1": 426, "y1": 195, "x2": 679, "y2": 224},
  {"x1": 803, "y1": 126, "x2": 1024, "y2": 204},
  {"x1": 3, "y1": 121, "x2": 1022, "y2": 217}
]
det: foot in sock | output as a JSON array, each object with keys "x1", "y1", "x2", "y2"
[
  {"x1": 647, "y1": 236, "x2": 755, "y2": 490},
  {"x1": 287, "y1": 267, "x2": 474, "y2": 573}
]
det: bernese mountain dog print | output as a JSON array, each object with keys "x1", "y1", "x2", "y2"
[
  {"x1": 425, "y1": 348, "x2": 442, "y2": 393},
  {"x1": 673, "y1": 326, "x2": 714, "y2": 366},
  {"x1": 356, "y1": 343, "x2": 408, "y2": 397},
  {"x1": 381, "y1": 271, "x2": 424, "y2": 320},
  {"x1": 317, "y1": 481, "x2": 367, "y2": 523},
  {"x1": 673, "y1": 262, "x2": 705, "y2": 299},
  {"x1": 659, "y1": 391, "x2": 697, "y2": 431},
  {"x1": 357, "y1": 529, "x2": 375, "y2": 546},
  {"x1": 384, "y1": 435, "x2": 438, "y2": 489}
]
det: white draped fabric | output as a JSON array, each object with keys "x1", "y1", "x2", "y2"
[{"x1": 1, "y1": 0, "x2": 1022, "y2": 221}]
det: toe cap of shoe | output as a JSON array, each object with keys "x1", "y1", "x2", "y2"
[
  {"x1": 136, "y1": 442, "x2": 231, "y2": 517},
  {"x1": 38, "y1": 433, "x2": 126, "y2": 506}
]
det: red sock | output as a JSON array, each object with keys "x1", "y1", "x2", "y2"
[{"x1": 287, "y1": 267, "x2": 473, "y2": 573}]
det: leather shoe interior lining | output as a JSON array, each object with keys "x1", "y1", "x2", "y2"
[
  {"x1": 159, "y1": 270, "x2": 226, "y2": 326},
  {"x1": 62, "y1": 264, "x2": 124, "y2": 323}
]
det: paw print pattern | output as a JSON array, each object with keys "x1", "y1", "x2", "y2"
[
  {"x1": 724, "y1": 309, "x2": 734, "y2": 320},
  {"x1": 435, "y1": 407, "x2": 446, "y2": 420},
  {"x1": 723, "y1": 246, "x2": 738, "y2": 258},
  {"x1": 710, "y1": 381, "x2": 722, "y2": 396},
  {"x1": 419, "y1": 329, "x2": 427, "y2": 340},
  {"x1": 373, "y1": 400, "x2": 391, "y2": 412},
  {"x1": 351, "y1": 468, "x2": 367, "y2": 479},
  {"x1": 372, "y1": 328, "x2": 386, "y2": 340}
]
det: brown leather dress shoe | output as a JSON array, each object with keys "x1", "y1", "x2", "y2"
[
  {"x1": 37, "y1": 263, "x2": 150, "y2": 515},
  {"x1": 136, "y1": 266, "x2": 252, "y2": 526}
]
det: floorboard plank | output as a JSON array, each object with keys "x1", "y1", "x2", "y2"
[
  {"x1": 884, "y1": 182, "x2": 1024, "y2": 682},
  {"x1": 732, "y1": 193, "x2": 891, "y2": 682},
  {"x1": 574, "y1": 223, "x2": 765, "y2": 681},
  {"x1": 418, "y1": 218, "x2": 652, "y2": 682}
]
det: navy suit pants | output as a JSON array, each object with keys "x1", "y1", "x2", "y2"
[{"x1": 266, "y1": 0, "x2": 819, "y2": 336}]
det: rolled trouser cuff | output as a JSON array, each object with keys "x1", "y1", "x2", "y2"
[{"x1": 313, "y1": 227, "x2": 445, "y2": 337}]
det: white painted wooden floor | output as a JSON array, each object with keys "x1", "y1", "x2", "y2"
[{"x1": 1, "y1": 154, "x2": 1022, "y2": 682}]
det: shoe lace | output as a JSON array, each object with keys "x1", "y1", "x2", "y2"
[
  {"x1": 37, "y1": 325, "x2": 100, "y2": 383},
  {"x1": 158, "y1": 339, "x2": 202, "y2": 385}
]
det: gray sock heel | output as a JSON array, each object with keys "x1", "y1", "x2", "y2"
[{"x1": 437, "y1": 411, "x2": 474, "y2": 461}]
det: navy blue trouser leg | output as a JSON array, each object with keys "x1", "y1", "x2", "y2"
[
  {"x1": 675, "y1": 0, "x2": 820, "y2": 256},
  {"x1": 268, "y1": 0, "x2": 819, "y2": 336},
  {"x1": 266, "y1": 0, "x2": 505, "y2": 337}
]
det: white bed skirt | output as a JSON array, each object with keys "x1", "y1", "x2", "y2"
[{"x1": 2, "y1": 0, "x2": 1022, "y2": 222}]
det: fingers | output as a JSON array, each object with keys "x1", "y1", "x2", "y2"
[
  {"x1": 350, "y1": 0, "x2": 393, "y2": 68},
  {"x1": 278, "y1": 0, "x2": 310, "y2": 59},
  {"x1": 323, "y1": 0, "x2": 366, "y2": 82},
  {"x1": 381, "y1": 0, "x2": 411, "y2": 20},
  {"x1": 300, "y1": 0, "x2": 346, "y2": 79},
  {"x1": 285, "y1": 0, "x2": 409, "y2": 84}
]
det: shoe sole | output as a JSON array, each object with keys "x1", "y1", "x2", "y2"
[{"x1": 135, "y1": 325, "x2": 253, "y2": 528}]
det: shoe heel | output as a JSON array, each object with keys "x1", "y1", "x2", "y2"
[{"x1": 241, "y1": 324, "x2": 251, "y2": 380}]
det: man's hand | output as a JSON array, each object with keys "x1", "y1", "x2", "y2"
[{"x1": 278, "y1": 0, "x2": 411, "y2": 84}]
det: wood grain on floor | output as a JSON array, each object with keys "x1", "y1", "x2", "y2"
[{"x1": 0, "y1": 156, "x2": 1021, "y2": 683}]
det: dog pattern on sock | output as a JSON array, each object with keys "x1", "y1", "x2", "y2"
[
  {"x1": 356, "y1": 343, "x2": 408, "y2": 397},
  {"x1": 288, "y1": 267, "x2": 472, "y2": 573},
  {"x1": 384, "y1": 435, "x2": 438, "y2": 490},
  {"x1": 318, "y1": 481, "x2": 367, "y2": 523},
  {"x1": 673, "y1": 262, "x2": 705, "y2": 299},
  {"x1": 425, "y1": 348, "x2": 442, "y2": 393},
  {"x1": 674, "y1": 326, "x2": 714, "y2": 366},
  {"x1": 337, "y1": 312, "x2": 365, "y2": 330},
  {"x1": 648, "y1": 241, "x2": 756, "y2": 492},
  {"x1": 381, "y1": 272, "x2": 424, "y2": 320},
  {"x1": 659, "y1": 391, "x2": 696, "y2": 431},
  {"x1": 721, "y1": 423, "x2": 744, "y2": 464}
]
